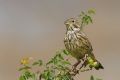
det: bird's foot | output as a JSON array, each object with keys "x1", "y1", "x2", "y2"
[
  {"x1": 80, "y1": 68, "x2": 92, "y2": 72},
  {"x1": 72, "y1": 61, "x2": 80, "y2": 69},
  {"x1": 72, "y1": 61, "x2": 81, "y2": 74},
  {"x1": 71, "y1": 68, "x2": 79, "y2": 76}
]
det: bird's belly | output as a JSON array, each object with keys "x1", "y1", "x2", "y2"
[{"x1": 64, "y1": 38, "x2": 86, "y2": 60}]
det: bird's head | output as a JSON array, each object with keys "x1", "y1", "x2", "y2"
[{"x1": 64, "y1": 18, "x2": 80, "y2": 31}]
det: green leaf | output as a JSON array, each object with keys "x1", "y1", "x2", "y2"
[
  {"x1": 96, "y1": 78, "x2": 102, "y2": 80},
  {"x1": 58, "y1": 54, "x2": 64, "y2": 60},
  {"x1": 46, "y1": 60, "x2": 53, "y2": 65},
  {"x1": 62, "y1": 61, "x2": 71, "y2": 65},
  {"x1": 82, "y1": 15, "x2": 93, "y2": 25},
  {"x1": 88, "y1": 16, "x2": 93, "y2": 23},
  {"x1": 88, "y1": 9, "x2": 96, "y2": 15},
  {"x1": 38, "y1": 60, "x2": 43, "y2": 66},
  {"x1": 90, "y1": 75, "x2": 94, "y2": 80},
  {"x1": 19, "y1": 76, "x2": 26, "y2": 80},
  {"x1": 24, "y1": 71, "x2": 32, "y2": 79},
  {"x1": 32, "y1": 60, "x2": 43, "y2": 66},
  {"x1": 42, "y1": 69, "x2": 55, "y2": 80},
  {"x1": 32, "y1": 62, "x2": 39, "y2": 66},
  {"x1": 18, "y1": 66, "x2": 31, "y2": 71},
  {"x1": 31, "y1": 73, "x2": 36, "y2": 80},
  {"x1": 63, "y1": 49, "x2": 70, "y2": 55}
]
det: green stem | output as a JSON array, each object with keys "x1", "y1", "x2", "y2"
[{"x1": 80, "y1": 20, "x2": 84, "y2": 31}]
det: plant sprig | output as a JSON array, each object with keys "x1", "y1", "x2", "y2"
[
  {"x1": 18, "y1": 10, "x2": 103, "y2": 80},
  {"x1": 78, "y1": 9, "x2": 95, "y2": 30}
]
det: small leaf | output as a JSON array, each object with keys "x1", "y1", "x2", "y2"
[
  {"x1": 38, "y1": 60, "x2": 43, "y2": 66},
  {"x1": 18, "y1": 66, "x2": 31, "y2": 71},
  {"x1": 32, "y1": 62, "x2": 39, "y2": 66},
  {"x1": 88, "y1": 16, "x2": 93, "y2": 23},
  {"x1": 58, "y1": 54, "x2": 64, "y2": 60},
  {"x1": 32, "y1": 60, "x2": 43, "y2": 66},
  {"x1": 88, "y1": 9, "x2": 96, "y2": 14},
  {"x1": 96, "y1": 78, "x2": 102, "y2": 80},
  {"x1": 90, "y1": 75, "x2": 94, "y2": 80},
  {"x1": 24, "y1": 71, "x2": 32, "y2": 78},
  {"x1": 46, "y1": 60, "x2": 53, "y2": 65},
  {"x1": 19, "y1": 76, "x2": 26, "y2": 80},
  {"x1": 63, "y1": 49, "x2": 70, "y2": 55},
  {"x1": 62, "y1": 61, "x2": 71, "y2": 65}
]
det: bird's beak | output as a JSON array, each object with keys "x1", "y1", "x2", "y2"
[{"x1": 64, "y1": 22, "x2": 69, "y2": 26}]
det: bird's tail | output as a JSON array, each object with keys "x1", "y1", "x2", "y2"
[
  {"x1": 94, "y1": 60, "x2": 104, "y2": 70},
  {"x1": 87, "y1": 53, "x2": 104, "y2": 70}
]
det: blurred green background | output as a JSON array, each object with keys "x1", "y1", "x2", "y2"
[{"x1": 0, "y1": 0, "x2": 119, "y2": 80}]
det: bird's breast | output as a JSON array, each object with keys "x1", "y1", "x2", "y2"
[
  {"x1": 64, "y1": 31, "x2": 87, "y2": 59},
  {"x1": 64, "y1": 31, "x2": 81, "y2": 50}
]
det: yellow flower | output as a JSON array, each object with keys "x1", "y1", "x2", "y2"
[
  {"x1": 87, "y1": 57, "x2": 94, "y2": 64},
  {"x1": 93, "y1": 62, "x2": 98, "y2": 67},
  {"x1": 20, "y1": 57, "x2": 32, "y2": 65}
]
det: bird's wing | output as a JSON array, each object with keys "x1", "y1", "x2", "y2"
[{"x1": 76, "y1": 32, "x2": 93, "y2": 53}]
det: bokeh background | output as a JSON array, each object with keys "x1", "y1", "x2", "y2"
[{"x1": 0, "y1": 0, "x2": 120, "y2": 80}]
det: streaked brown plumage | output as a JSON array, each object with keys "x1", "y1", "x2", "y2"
[{"x1": 64, "y1": 18, "x2": 103, "y2": 70}]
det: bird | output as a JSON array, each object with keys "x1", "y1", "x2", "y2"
[{"x1": 64, "y1": 18, "x2": 104, "y2": 70}]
